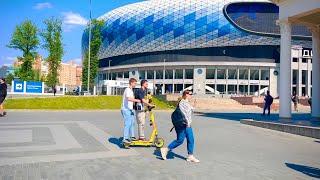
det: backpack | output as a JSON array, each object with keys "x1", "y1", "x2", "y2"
[{"x1": 170, "y1": 105, "x2": 187, "y2": 132}]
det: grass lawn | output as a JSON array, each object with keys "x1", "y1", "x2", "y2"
[{"x1": 5, "y1": 96, "x2": 172, "y2": 110}]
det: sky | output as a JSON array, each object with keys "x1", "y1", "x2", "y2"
[{"x1": 0, "y1": 0, "x2": 142, "y2": 66}]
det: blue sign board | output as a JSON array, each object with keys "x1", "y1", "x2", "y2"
[
  {"x1": 26, "y1": 81, "x2": 43, "y2": 93},
  {"x1": 13, "y1": 81, "x2": 24, "y2": 93}
]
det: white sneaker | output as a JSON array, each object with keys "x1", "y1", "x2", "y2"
[
  {"x1": 160, "y1": 147, "x2": 169, "y2": 160},
  {"x1": 186, "y1": 155, "x2": 200, "y2": 163}
]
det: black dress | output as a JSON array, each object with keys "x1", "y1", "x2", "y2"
[{"x1": 0, "y1": 83, "x2": 7, "y2": 104}]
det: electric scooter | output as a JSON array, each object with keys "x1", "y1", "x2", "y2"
[{"x1": 123, "y1": 106, "x2": 165, "y2": 148}]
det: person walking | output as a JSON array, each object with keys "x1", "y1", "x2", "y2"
[
  {"x1": 121, "y1": 78, "x2": 141, "y2": 144},
  {"x1": 0, "y1": 78, "x2": 7, "y2": 117},
  {"x1": 160, "y1": 90, "x2": 200, "y2": 163},
  {"x1": 262, "y1": 90, "x2": 273, "y2": 116},
  {"x1": 134, "y1": 80, "x2": 153, "y2": 140},
  {"x1": 292, "y1": 93, "x2": 299, "y2": 112}
]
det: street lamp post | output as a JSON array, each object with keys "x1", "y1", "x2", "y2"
[
  {"x1": 108, "y1": 60, "x2": 112, "y2": 80},
  {"x1": 87, "y1": 0, "x2": 92, "y2": 93},
  {"x1": 163, "y1": 58, "x2": 166, "y2": 94}
]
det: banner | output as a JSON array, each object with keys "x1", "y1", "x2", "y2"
[{"x1": 26, "y1": 81, "x2": 43, "y2": 93}]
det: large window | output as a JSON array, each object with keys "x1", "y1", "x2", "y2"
[
  {"x1": 228, "y1": 85, "x2": 237, "y2": 94},
  {"x1": 228, "y1": 69, "x2": 237, "y2": 79},
  {"x1": 261, "y1": 70, "x2": 269, "y2": 80},
  {"x1": 155, "y1": 70, "x2": 163, "y2": 79},
  {"x1": 185, "y1": 69, "x2": 193, "y2": 79},
  {"x1": 147, "y1": 70, "x2": 154, "y2": 79},
  {"x1": 239, "y1": 69, "x2": 248, "y2": 80},
  {"x1": 292, "y1": 70, "x2": 298, "y2": 84},
  {"x1": 117, "y1": 72, "x2": 123, "y2": 78},
  {"x1": 165, "y1": 69, "x2": 173, "y2": 79},
  {"x1": 250, "y1": 85, "x2": 259, "y2": 95},
  {"x1": 250, "y1": 69, "x2": 259, "y2": 80},
  {"x1": 206, "y1": 68, "x2": 215, "y2": 79},
  {"x1": 124, "y1": 71, "x2": 129, "y2": 78},
  {"x1": 139, "y1": 70, "x2": 145, "y2": 80},
  {"x1": 205, "y1": 84, "x2": 215, "y2": 94},
  {"x1": 217, "y1": 84, "x2": 226, "y2": 94},
  {"x1": 175, "y1": 69, "x2": 183, "y2": 79},
  {"x1": 174, "y1": 84, "x2": 183, "y2": 93},
  {"x1": 239, "y1": 85, "x2": 248, "y2": 95},
  {"x1": 217, "y1": 69, "x2": 226, "y2": 79},
  {"x1": 302, "y1": 70, "x2": 307, "y2": 85}
]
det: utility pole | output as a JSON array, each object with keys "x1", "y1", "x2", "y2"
[
  {"x1": 87, "y1": 0, "x2": 92, "y2": 93},
  {"x1": 108, "y1": 59, "x2": 112, "y2": 80}
]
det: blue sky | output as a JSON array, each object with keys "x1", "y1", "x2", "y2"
[{"x1": 0, "y1": 0, "x2": 142, "y2": 66}]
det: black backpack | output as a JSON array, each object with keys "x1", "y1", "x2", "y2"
[{"x1": 170, "y1": 105, "x2": 187, "y2": 131}]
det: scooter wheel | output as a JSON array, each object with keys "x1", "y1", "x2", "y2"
[{"x1": 154, "y1": 138, "x2": 164, "y2": 148}]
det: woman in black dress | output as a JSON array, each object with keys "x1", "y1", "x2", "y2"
[{"x1": 0, "y1": 78, "x2": 7, "y2": 117}]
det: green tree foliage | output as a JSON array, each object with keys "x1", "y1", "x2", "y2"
[
  {"x1": 82, "y1": 19, "x2": 104, "y2": 91},
  {"x1": 41, "y1": 17, "x2": 63, "y2": 88},
  {"x1": 7, "y1": 20, "x2": 39, "y2": 80},
  {"x1": 5, "y1": 73, "x2": 15, "y2": 85}
]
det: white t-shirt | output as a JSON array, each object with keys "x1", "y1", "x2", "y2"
[{"x1": 121, "y1": 87, "x2": 134, "y2": 110}]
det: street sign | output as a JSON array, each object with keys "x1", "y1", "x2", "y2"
[
  {"x1": 13, "y1": 81, "x2": 24, "y2": 93},
  {"x1": 26, "y1": 81, "x2": 42, "y2": 93}
]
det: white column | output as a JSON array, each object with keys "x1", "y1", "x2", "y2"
[
  {"x1": 279, "y1": 19, "x2": 292, "y2": 119},
  {"x1": 311, "y1": 27, "x2": 320, "y2": 118}
]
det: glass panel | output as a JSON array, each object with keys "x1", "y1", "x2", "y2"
[
  {"x1": 111, "y1": 72, "x2": 116, "y2": 80},
  {"x1": 165, "y1": 69, "x2": 173, "y2": 79},
  {"x1": 302, "y1": 70, "x2": 307, "y2": 85},
  {"x1": 124, "y1": 71, "x2": 129, "y2": 78},
  {"x1": 185, "y1": 69, "x2": 193, "y2": 79},
  {"x1": 250, "y1": 69, "x2": 259, "y2": 80},
  {"x1": 228, "y1": 69, "x2": 237, "y2": 79},
  {"x1": 139, "y1": 70, "x2": 145, "y2": 80},
  {"x1": 292, "y1": 70, "x2": 298, "y2": 84},
  {"x1": 174, "y1": 84, "x2": 183, "y2": 93},
  {"x1": 175, "y1": 69, "x2": 183, "y2": 79},
  {"x1": 239, "y1": 85, "x2": 248, "y2": 95},
  {"x1": 165, "y1": 84, "x2": 173, "y2": 93},
  {"x1": 117, "y1": 72, "x2": 123, "y2": 78},
  {"x1": 147, "y1": 70, "x2": 154, "y2": 79},
  {"x1": 217, "y1": 84, "x2": 226, "y2": 94},
  {"x1": 239, "y1": 69, "x2": 248, "y2": 80},
  {"x1": 184, "y1": 84, "x2": 193, "y2": 92},
  {"x1": 217, "y1": 69, "x2": 226, "y2": 79},
  {"x1": 260, "y1": 70, "x2": 269, "y2": 80},
  {"x1": 155, "y1": 70, "x2": 163, "y2": 79},
  {"x1": 228, "y1": 85, "x2": 237, "y2": 94},
  {"x1": 206, "y1": 68, "x2": 215, "y2": 79},
  {"x1": 250, "y1": 85, "x2": 259, "y2": 95},
  {"x1": 103, "y1": 73, "x2": 107, "y2": 80}
]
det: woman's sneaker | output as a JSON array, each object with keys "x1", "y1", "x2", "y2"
[
  {"x1": 160, "y1": 147, "x2": 169, "y2": 160},
  {"x1": 186, "y1": 155, "x2": 200, "y2": 163}
]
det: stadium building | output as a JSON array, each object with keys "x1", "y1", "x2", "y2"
[{"x1": 82, "y1": 0, "x2": 313, "y2": 97}]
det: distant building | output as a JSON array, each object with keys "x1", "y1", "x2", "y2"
[
  {"x1": 58, "y1": 61, "x2": 82, "y2": 87},
  {"x1": 13, "y1": 55, "x2": 45, "y2": 75},
  {"x1": 0, "y1": 65, "x2": 14, "y2": 78}
]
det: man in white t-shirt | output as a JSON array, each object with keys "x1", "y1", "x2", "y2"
[{"x1": 121, "y1": 78, "x2": 141, "y2": 144}]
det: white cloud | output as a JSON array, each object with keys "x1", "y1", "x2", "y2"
[
  {"x1": 33, "y1": 2, "x2": 53, "y2": 10},
  {"x1": 62, "y1": 12, "x2": 88, "y2": 26},
  {"x1": 6, "y1": 56, "x2": 17, "y2": 61}
]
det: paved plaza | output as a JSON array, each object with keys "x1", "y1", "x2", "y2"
[{"x1": 0, "y1": 111, "x2": 319, "y2": 180}]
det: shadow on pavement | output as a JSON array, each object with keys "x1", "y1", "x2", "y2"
[
  {"x1": 285, "y1": 163, "x2": 320, "y2": 178},
  {"x1": 196, "y1": 112, "x2": 320, "y2": 127},
  {"x1": 315, "y1": 140, "x2": 320, "y2": 143},
  {"x1": 153, "y1": 149, "x2": 186, "y2": 161},
  {"x1": 108, "y1": 137, "x2": 123, "y2": 148}
]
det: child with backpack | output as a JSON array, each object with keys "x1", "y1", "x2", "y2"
[{"x1": 160, "y1": 90, "x2": 200, "y2": 163}]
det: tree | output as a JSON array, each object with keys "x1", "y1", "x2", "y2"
[
  {"x1": 41, "y1": 17, "x2": 63, "y2": 89},
  {"x1": 7, "y1": 20, "x2": 39, "y2": 81},
  {"x1": 82, "y1": 19, "x2": 104, "y2": 92},
  {"x1": 5, "y1": 73, "x2": 15, "y2": 85}
]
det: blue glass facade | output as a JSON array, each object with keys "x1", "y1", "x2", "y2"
[{"x1": 81, "y1": 0, "x2": 311, "y2": 68}]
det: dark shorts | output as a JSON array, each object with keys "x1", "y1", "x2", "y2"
[{"x1": 0, "y1": 96, "x2": 6, "y2": 104}]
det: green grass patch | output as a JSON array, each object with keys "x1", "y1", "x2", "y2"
[{"x1": 5, "y1": 96, "x2": 172, "y2": 110}]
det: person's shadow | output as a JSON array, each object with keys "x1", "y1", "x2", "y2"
[
  {"x1": 285, "y1": 163, "x2": 320, "y2": 178},
  {"x1": 153, "y1": 149, "x2": 186, "y2": 160},
  {"x1": 108, "y1": 137, "x2": 123, "y2": 148}
]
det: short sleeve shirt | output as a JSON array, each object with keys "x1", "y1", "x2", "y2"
[
  {"x1": 134, "y1": 88, "x2": 146, "y2": 110},
  {"x1": 121, "y1": 87, "x2": 134, "y2": 110}
]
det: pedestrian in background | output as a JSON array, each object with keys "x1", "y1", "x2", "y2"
[
  {"x1": 292, "y1": 93, "x2": 299, "y2": 112},
  {"x1": 0, "y1": 78, "x2": 7, "y2": 117},
  {"x1": 262, "y1": 90, "x2": 273, "y2": 116}
]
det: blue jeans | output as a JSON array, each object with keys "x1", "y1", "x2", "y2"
[
  {"x1": 121, "y1": 109, "x2": 135, "y2": 140},
  {"x1": 168, "y1": 127, "x2": 194, "y2": 155}
]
